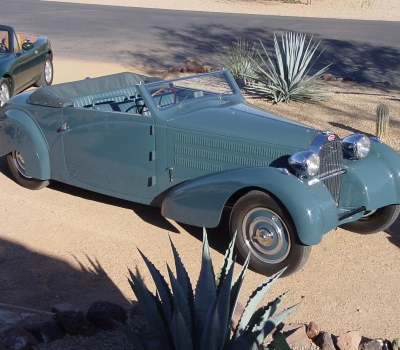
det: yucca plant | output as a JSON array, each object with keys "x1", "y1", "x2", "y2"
[
  {"x1": 376, "y1": 103, "x2": 390, "y2": 140},
  {"x1": 219, "y1": 39, "x2": 261, "y2": 81},
  {"x1": 246, "y1": 32, "x2": 332, "y2": 103},
  {"x1": 117, "y1": 229, "x2": 296, "y2": 350}
]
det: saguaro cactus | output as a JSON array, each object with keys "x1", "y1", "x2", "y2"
[{"x1": 376, "y1": 104, "x2": 390, "y2": 140}]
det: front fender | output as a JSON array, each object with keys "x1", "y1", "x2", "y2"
[
  {"x1": 162, "y1": 167, "x2": 338, "y2": 245},
  {"x1": 340, "y1": 139, "x2": 400, "y2": 210},
  {"x1": 0, "y1": 108, "x2": 50, "y2": 179}
]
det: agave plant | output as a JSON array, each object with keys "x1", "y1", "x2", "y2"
[
  {"x1": 246, "y1": 32, "x2": 332, "y2": 103},
  {"x1": 219, "y1": 39, "x2": 261, "y2": 81},
  {"x1": 117, "y1": 229, "x2": 296, "y2": 350}
]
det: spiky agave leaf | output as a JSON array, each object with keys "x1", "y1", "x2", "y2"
[
  {"x1": 229, "y1": 253, "x2": 250, "y2": 330},
  {"x1": 194, "y1": 228, "x2": 217, "y2": 343},
  {"x1": 265, "y1": 331, "x2": 291, "y2": 350},
  {"x1": 127, "y1": 269, "x2": 171, "y2": 350},
  {"x1": 215, "y1": 260, "x2": 235, "y2": 347},
  {"x1": 199, "y1": 297, "x2": 223, "y2": 350},
  {"x1": 115, "y1": 322, "x2": 149, "y2": 350},
  {"x1": 167, "y1": 264, "x2": 193, "y2": 338},
  {"x1": 137, "y1": 248, "x2": 173, "y2": 322},
  {"x1": 219, "y1": 39, "x2": 260, "y2": 80},
  {"x1": 215, "y1": 231, "x2": 236, "y2": 293},
  {"x1": 232, "y1": 269, "x2": 285, "y2": 341},
  {"x1": 232, "y1": 304, "x2": 298, "y2": 350},
  {"x1": 246, "y1": 290, "x2": 289, "y2": 332},
  {"x1": 247, "y1": 32, "x2": 331, "y2": 103},
  {"x1": 170, "y1": 306, "x2": 193, "y2": 350},
  {"x1": 169, "y1": 235, "x2": 194, "y2": 330}
]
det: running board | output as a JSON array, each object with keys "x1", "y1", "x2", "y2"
[{"x1": 338, "y1": 206, "x2": 366, "y2": 221}]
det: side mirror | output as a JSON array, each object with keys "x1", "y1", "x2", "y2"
[{"x1": 22, "y1": 41, "x2": 34, "y2": 51}]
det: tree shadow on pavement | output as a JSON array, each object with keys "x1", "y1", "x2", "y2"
[{"x1": 119, "y1": 23, "x2": 400, "y2": 85}]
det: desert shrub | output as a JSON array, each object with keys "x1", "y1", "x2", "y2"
[
  {"x1": 246, "y1": 32, "x2": 331, "y2": 103},
  {"x1": 376, "y1": 103, "x2": 390, "y2": 140},
  {"x1": 117, "y1": 230, "x2": 296, "y2": 350},
  {"x1": 219, "y1": 39, "x2": 261, "y2": 81}
]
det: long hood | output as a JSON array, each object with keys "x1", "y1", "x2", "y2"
[{"x1": 167, "y1": 101, "x2": 317, "y2": 151}]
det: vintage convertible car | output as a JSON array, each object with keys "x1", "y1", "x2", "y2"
[
  {"x1": 0, "y1": 24, "x2": 53, "y2": 107},
  {"x1": 1, "y1": 70, "x2": 399, "y2": 276}
]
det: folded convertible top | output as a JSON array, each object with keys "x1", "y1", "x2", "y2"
[{"x1": 27, "y1": 72, "x2": 162, "y2": 108}]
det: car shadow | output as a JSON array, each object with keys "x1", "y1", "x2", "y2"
[
  {"x1": 0, "y1": 238, "x2": 131, "y2": 313},
  {"x1": 384, "y1": 215, "x2": 400, "y2": 249}
]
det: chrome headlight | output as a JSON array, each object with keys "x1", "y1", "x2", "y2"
[
  {"x1": 342, "y1": 134, "x2": 370, "y2": 159},
  {"x1": 289, "y1": 150, "x2": 320, "y2": 177}
]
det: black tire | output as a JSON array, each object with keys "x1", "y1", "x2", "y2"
[
  {"x1": 340, "y1": 205, "x2": 400, "y2": 234},
  {"x1": 35, "y1": 55, "x2": 53, "y2": 87},
  {"x1": 7, "y1": 151, "x2": 50, "y2": 190},
  {"x1": 229, "y1": 190, "x2": 311, "y2": 277},
  {"x1": 0, "y1": 77, "x2": 11, "y2": 107}
]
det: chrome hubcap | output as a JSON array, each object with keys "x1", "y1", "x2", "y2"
[
  {"x1": 0, "y1": 83, "x2": 10, "y2": 107},
  {"x1": 45, "y1": 60, "x2": 52, "y2": 84},
  {"x1": 242, "y1": 208, "x2": 290, "y2": 263},
  {"x1": 12, "y1": 151, "x2": 32, "y2": 179}
]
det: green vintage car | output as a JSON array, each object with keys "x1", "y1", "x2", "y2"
[
  {"x1": 1, "y1": 70, "x2": 399, "y2": 276},
  {"x1": 0, "y1": 24, "x2": 53, "y2": 107}
]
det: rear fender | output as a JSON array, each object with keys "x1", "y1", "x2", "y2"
[
  {"x1": 161, "y1": 167, "x2": 338, "y2": 245},
  {"x1": 0, "y1": 109, "x2": 50, "y2": 179}
]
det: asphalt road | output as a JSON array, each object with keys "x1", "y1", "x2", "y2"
[{"x1": 2, "y1": 0, "x2": 400, "y2": 83}]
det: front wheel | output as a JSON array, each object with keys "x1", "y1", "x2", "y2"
[
  {"x1": 229, "y1": 190, "x2": 311, "y2": 277},
  {"x1": 7, "y1": 151, "x2": 50, "y2": 190},
  {"x1": 340, "y1": 205, "x2": 400, "y2": 234},
  {"x1": 0, "y1": 77, "x2": 11, "y2": 107}
]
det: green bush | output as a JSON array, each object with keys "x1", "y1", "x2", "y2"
[
  {"x1": 246, "y1": 32, "x2": 331, "y2": 103},
  {"x1": 219, "y1": 39, "x2": 260, "y2": 80},
  {"x1": 117, "y1": 230, "x2": 296, "y2": 350}
]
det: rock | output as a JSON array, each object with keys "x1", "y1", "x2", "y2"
[
  {"x1": 51, "y1": 302, "x2": 81, "y2": 314},
  {"x1": 183, "y1": 57, "x2": 204, "y2": 73},
  {"x1": 86, "y1": 301, "x2": 127, "y2": 330},
  {"x1": 55, "y1": 310, "x2": 96, "y2": 337},
  {"x1": 306, "y1": 321, "x2": 319, "y2": 339},
  {"x1": 314, "y1": 331, "x2": 336, "y2": 350},
  {"x1": 282, "y1": 324, "x2": 312, "y2": 349},
  {"x1": 359, "y1": 339, "x2": 388, "y2": 350},
  {"x1": 5, "y1": 327, "x2": 37, "y2": 350},
  {"x1": 323, "y1": 73, "x2": 336, "y2": 81},
  {"x1": 336, "y1": 331, "x2": 361, "y2": 350},
  {"x1": 40, "y1": 319, "x2": 65, "y2": 343},
  {"x1": 161, "y1": 67, "x2": 183, "y2": 79}
]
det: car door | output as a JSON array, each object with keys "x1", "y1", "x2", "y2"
[
  {"x1": 61, "y1": 107, "x2": 157, "y2": 201},
  {"x1": 11, "y1": 32, "x2": 42, "y2": 92}
]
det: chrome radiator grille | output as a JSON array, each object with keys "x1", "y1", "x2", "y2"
[{"x1": 316, "y1": 135, "x2": 343, "y2": 205}]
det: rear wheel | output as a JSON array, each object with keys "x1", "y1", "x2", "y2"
[
  {"x1": 340, "y1": 205, "x2": 400, "y2": 234},
  {"x1": 7, "y1": 151, "x2": 50, "y2": 190},
  {"x1": 35, "y1": 55, "x2": 53, "y2": 87},
  {"x1": 0, "y1": 77, "x2": 10, "y2": 107},
  {"x1": 229, "y1": 190, "x2": 311, "y2": 277}
]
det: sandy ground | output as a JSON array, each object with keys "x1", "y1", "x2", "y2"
[
  {"x1": 43, "y1": 0, "x2": 400, "y2": 21},
  {"x1": 1, "y1": 0, "x2": 400, "y2": 348}
]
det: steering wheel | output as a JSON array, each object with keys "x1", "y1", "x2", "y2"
[{"x1": 151, "y1": 86, "x2": 177, "y2": 107}]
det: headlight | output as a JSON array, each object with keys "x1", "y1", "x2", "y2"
[
  {"x1": 289, "y1": 150, "x2": 320, "y2": 177},
  {"x1": 342, "y1": 134, "x2": 370, "y2": 159}
]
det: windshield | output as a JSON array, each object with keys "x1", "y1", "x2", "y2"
[{"x1": 143, "y1": 70, "x2": 237, "y2": 110}]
